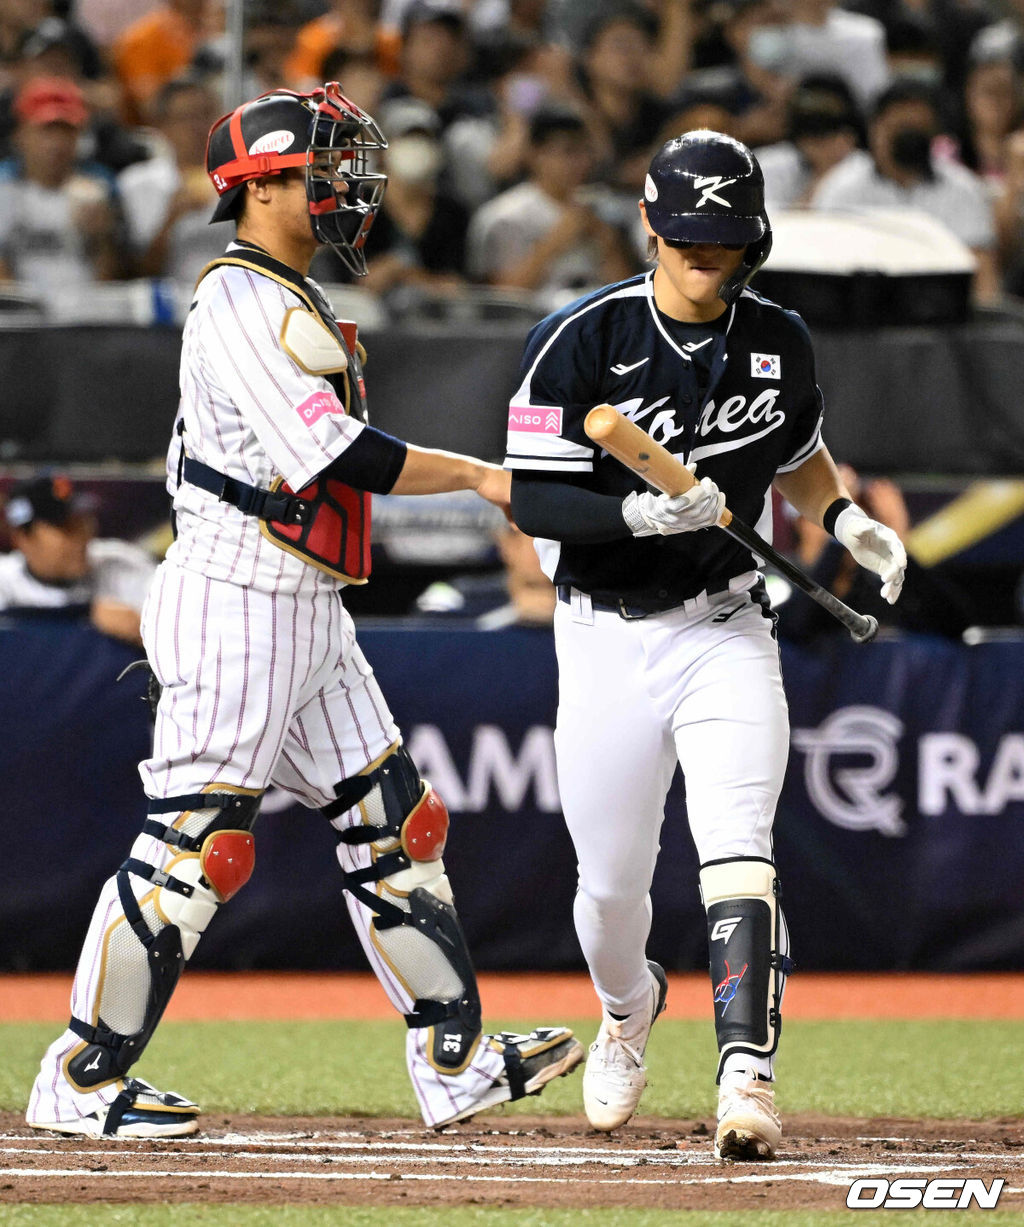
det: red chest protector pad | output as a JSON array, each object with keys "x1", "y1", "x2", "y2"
[{"x1": 196, "y1": 251, "x2": 373, "y2": 584}]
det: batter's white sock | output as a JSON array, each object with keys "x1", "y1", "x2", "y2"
[{"x1": 721, "y1": 1053, "x2": 773, "y2": 1082}]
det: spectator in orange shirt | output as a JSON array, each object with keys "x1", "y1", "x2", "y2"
[
  {"x1": 111, "y1": 0, "x2": 214, "y2": 122},
  {"x1": 285, "y1": 0, "x2": 400, "y2": 90}
]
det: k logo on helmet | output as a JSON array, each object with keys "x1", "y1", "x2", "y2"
[{"x1": 694, "y1": 175, "x2": 737, "y2": 209}]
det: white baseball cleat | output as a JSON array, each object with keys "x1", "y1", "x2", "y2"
[
  {"x1": 434, "y1": 1027, "x2": 585, "y2": 1127},
  {"x1": 27, "y1": 1076, "x2": 200, "y2": 1139},
  {"x1": 714, "y1": 1069, "x2": 782, "y2": 1160},
  {"x1": 583, "y1": 961, "x2": 668, "y2": 1131}
]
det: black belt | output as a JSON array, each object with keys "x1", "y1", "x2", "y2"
[
  {"x1": 557, "y1": 579, "x2": 734, "y2": 621},
  {"x1": 182, "y1": 457, "x2": 312, "y2": 525}
]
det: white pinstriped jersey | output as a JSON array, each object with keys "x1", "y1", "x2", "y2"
[{"x1": 166, "y1": 241, "x2": 367, "y2": 595}]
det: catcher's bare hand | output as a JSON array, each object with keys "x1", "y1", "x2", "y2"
[{"x1": 476, "y1": 464, "x2": 513, "y2": 520}]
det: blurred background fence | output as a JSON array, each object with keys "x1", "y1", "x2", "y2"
[{"x1": 3, "y1": 296, "x2": 1024, "y2": 471}]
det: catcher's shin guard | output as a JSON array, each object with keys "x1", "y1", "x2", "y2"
[
  {"x1": 324, "y1": 742, "x2": 482, "y2": 1074},
  {"x1": 699, "y1": 857, "x2": 793, "y2": 1082},
  {"x1": 64, "y1": 788, "x2": 261, "y2": 1090}
]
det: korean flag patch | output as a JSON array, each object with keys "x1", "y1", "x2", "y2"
[{"x1": 751, "y1": 353, "x2": 780, "y2": 379}]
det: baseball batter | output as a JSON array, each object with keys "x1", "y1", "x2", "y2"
[
  {"x1": 26, "y1": 83, "x2": 582, "y2": 1140},
  {"x1": 504, "y1": 131, "x2": 907, "y2": 1158}
]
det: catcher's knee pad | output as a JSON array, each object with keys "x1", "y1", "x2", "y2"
[
  {"x1": 323, "y1": 742, "x2": 482, "y2": 1075},
  {"x1": 65, "y1": 788, "x2": 261, "y2": 1091},
  {"x1": 699, "y1": 857, "x2": 793, "y2": 1083}
]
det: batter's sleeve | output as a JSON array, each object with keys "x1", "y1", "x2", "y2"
[
  {"x1": 503, "y1": 314, "x2": 601, "y2": 475},
  {"x1": 198, "y1": 266, "x2": 368, "y2": 491}
]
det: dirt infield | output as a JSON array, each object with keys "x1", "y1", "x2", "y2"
[
  {"x1": 4, "y1": 974, "x2": 1023, "y2": 1211},
  {"x1": 5, "y1": 970, "x2": 1024, "y2": 1021},
  {"x1": 3, "y1": 1113, "x2": 1022, "y2": 1211}
]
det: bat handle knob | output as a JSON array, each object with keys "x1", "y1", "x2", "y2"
[{"x1": 850, "y1": 615, "x2": 879, "y2": 644}]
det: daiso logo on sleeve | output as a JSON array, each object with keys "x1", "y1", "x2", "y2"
[
  {"x1": 508, "y1": 405, "x2": 563, "y2": 434},
  {"x1": 295, "y1": 390, "x2": 344, "y2": 428}
]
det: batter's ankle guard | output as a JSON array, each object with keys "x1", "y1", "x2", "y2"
[
  {"x1": 325, "y1": 743, "x2": 483, "y2": 1074},
  {"x1": 700, "y1": 857, "x2": 794, "y2": 1083}
]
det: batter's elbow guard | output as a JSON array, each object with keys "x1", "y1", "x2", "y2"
[{"x1": 700, "y1": 857, "x2": 793, "y2": 1083}]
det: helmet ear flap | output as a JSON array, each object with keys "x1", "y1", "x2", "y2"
[{"x1": 720, "y1": 214, "x2": 772, "y2": 305}]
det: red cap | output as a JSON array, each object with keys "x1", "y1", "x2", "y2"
[{"x1": 14, "y1": 77, "x2": 89, "y2": 128}]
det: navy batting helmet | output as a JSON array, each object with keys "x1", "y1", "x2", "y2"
[
  {"x1": 642, "y1": 129, "x2": 772, "y2": 303},
  {"x1": 206, "y1": 83, "x2": 387, "y2": 276}
]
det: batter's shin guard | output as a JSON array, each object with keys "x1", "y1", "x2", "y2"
[
  {"x1": 324, "y1": 742, "x2": 483, "y2": 1075},
  {"x1": 699, "y1": 857, "x2": 793, "y2": 1083},
  {"x1": 64, "y1": 789, "x2": 261, "y2": 1091}
]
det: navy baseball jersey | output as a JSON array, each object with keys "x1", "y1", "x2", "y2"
[{"x1": 504, "y1": 270, "x2": 823, "y2": 604}]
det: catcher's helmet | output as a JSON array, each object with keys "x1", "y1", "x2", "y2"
[
  {"x1": 206, "y1": 83, "x2": 387, "y2": 276},
  {"x1": 642, "y1": 129, "x2": 772, "y2": 304}
]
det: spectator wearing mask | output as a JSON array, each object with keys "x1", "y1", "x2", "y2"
[
  {"x1": 755, "y1": 73, "x2": 863, "y2": 211},
  {"x1": 0, "y1": 475, "x2": 156, "y2": 645},
  {"x1": 683, "y1": 0, "x2": 795, "y2": 149},
  {"x1": 117, "y1": 73, "x2": 222, "y2": 282},
  {"x1": 467, "y1": 104, "x2": 635, "y2": 299},
  {"x1": 0, "y1": 77, "x2": 126, "y2": 294},
  {"x1": 769, "y1": 0, "x2": 890, "y2": 111},
  {"x1": 811, "y1": 79, "x2": 999, "y2": 301}
]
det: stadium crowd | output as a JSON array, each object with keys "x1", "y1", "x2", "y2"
[{"x1": 0, "y1": 0, "x2": 1022, "y2": 311}]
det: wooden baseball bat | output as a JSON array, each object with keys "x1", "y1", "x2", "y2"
[{"x1": 583, "y1": 404, "x2": 879, "y2": 644}]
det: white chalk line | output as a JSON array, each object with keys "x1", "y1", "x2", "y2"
[
  {"x1": 2, "y1": 1166, "x2": 1023, "y2": 1192},
  {"x1": 3, "y1": 1143, "x2": 1021, "y2": 1173}
]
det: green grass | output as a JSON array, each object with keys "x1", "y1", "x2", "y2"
[
  {"x1": 3, "y1": 1017, "x2": 1023, "y2": 1120},
  {"x1": 2, "y1": 1211, "x2": 1022, "y2": 1227}
]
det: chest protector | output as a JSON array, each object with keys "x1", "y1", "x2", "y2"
[{"x1": 193, "y1": 248, "x2": 372, "y2": 583}]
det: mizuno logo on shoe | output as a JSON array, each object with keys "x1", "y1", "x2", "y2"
[{"x1": 610, "y1": 358, "x2": 649, "y2": 375}]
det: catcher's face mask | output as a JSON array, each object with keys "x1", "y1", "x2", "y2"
[{"x1": 304, "y1": 83, "x2": 388, "y2": 276}]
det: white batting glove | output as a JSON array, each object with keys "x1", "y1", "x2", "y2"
[
  {"x1": 622, "y1": 468, "x2": 725, "y2": 537},
  {"x1": 834, "y1": 504, "x2": 908, "y2": 604}
]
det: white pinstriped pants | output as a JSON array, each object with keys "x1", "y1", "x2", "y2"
[
  {"x1": 553, "y1": 582, "x2": 790, "y2": 1021},
  {"x1": 48, "y1": 562, "x2": 507, "y2": 1128}
]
